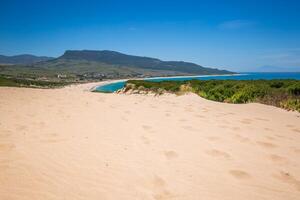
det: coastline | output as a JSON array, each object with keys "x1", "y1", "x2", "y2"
[{"x1": 91, "y1": 73, "x2": 243, "y2": 92}]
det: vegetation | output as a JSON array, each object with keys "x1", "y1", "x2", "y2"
[
  {"x1": 125, "y1": 79, "x2": 300, "y2": 112},
  {"x1": 0, "y1": 75, "x2": 69, "y2": 88},
  {"x1": 60, "y1": 50, "x2": 233, "y2": 75}
]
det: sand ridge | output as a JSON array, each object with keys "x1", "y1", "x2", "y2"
[{"x1": 0, "y1": 82, "x2": 300, "y2": 200}]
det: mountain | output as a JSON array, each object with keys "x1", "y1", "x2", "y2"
[
  {"x1": 0, "y1": 50, "x2": 233, "y2": 80},
  {"x1": 0, "y1": 54, "x2": 54, "y2": 65},
  {"x1": 58, "y1": 50, "x2": 232, "y2": 75}
]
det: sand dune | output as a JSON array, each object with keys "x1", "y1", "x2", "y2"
[{"x1": 1, "y1": 82, "x2": 300, "y2": 200}]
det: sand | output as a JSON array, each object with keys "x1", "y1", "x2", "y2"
[{"x1": 1, "y1": 81, "x2": 300, "y2": 200}]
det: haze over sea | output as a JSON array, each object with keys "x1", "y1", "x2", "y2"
[{"x1": 95, "y1": 72, "x2": 300, "y2": 93}]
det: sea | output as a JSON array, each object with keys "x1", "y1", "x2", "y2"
[{"x1": 94, "y1": 72, "x2": 300, "y2": 93}]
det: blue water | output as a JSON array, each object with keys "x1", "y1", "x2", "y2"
[{"x1": 95, "y1": 72, "x2": 300, "y2": 93}]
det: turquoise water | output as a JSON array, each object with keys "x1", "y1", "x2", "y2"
[{"x1": 95, "y1": 72, "x2": 300, "y2": 93}]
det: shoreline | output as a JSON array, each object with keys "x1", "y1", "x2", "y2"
[{"x1": 91, "y1": 73, "x2": 244, "y2": 92}]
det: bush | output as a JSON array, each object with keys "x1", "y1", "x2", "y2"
[
  {"x1": 287, "y1": 83, "x2": 300, "y2": 95},
  {"x1": 280, "y1": 99, "x2": 300, "y2": 112},
  {"x1": 125, "y1": 79, "x2": 300, "y2": 112}
]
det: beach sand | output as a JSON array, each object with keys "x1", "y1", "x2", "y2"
[{"x1": 1, "y1": 82, "x2": 300, "y2": 200}]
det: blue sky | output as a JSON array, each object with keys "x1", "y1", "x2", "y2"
[{"x1": 0, "y1": 0, "x2": 300, "y2": 71}]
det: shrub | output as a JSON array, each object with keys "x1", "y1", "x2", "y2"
[
  {"x1": 287, "y1": 83, "x2": 300, "y2": 95},
  {"x1": 280, "y1": 99, "x2": 300, "y2": 112},
  {"x1": 125, "y1": 79, "x2": 300, "y2": 112}
]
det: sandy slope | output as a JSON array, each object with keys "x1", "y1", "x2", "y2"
[{"x1": 0, "y1": 82, "x2": 300, "y2": 200}]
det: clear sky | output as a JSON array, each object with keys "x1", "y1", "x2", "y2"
[{"x1": 1, "y1": 0, "x2": 300, "y2": 71}]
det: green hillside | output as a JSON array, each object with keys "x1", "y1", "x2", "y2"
[{"x1": 0, "y1": 50, "x2": 234, "y2": 81}]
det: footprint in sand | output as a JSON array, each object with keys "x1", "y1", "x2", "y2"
[
  {"x1": 291, "y1": 147, "x2": 300, "y2": 154},
  {"x1": 240, "y1": 119, "x2": 252, "y2": 125},
  {"x1": 142, "y1": 125, "x2": 152, "y2": 131},
  {"x1": 182, "y1": 125, "x2": 198, "y2": 132},
  {"x1": 229, "y1": 170, "x2": 251, "y2": 180},
  {"x1": 257, "y1": 141, "x2": 278, "y2": 148},
  {"x1": 227, "y1": 112, "x2": 235, "y2": 115},
  {"x1": 292, "y1": 129, "x2": 300, "y2": 133},
  {"x1": 273, "y1": 171, "x2": 300, "y2": 191},
  {"x1": 178, "y1": 119, "x2": 187, "y2": 122},
  {"x1": 234, "y1": 134, "x2": 250, "y2": 143},
  {"x1": 265, "y1": 136, "x2": 276, "y2": 141},
  {"x1": 153, "y1": 190, "x2": 173, "y2": 200},
  {"x1": 201, "y1": 108, "x2": 209, "y2": 113},
  {"x1": 195, "y1": 114, "x2": 205, "y2": 119},
  {"x1": 268, "y1": 154, "x2": 288, "y2": 164},
  {"x1": 276, "y1": 135, "x2": 293, "y2": 142},
  {"x1": 184, "y1": 107, "x2": 193, "y2": 112},
  {"x1": 152, "y1": 175, "x2": 166, "y2": 187},
  {"x1": 45, "y1": 133, "x2": 58, "y2": 137},
  {"x1": 164, "y1": 151, "x2": 178, "y2": 159},
  {"x1": 230, "y1": 126, "x2": 241, "y2": 131},
  {"x1": 286, "y1": 124, "x2": 294, "y2": 128},
  {"x1": 206, "y1": 149, "x2": 231, "y2": 159},
  {"x1": 219, "y1": 125, "x2": 229, "y2": 129},
  {"x1": 151, "y1": 176, "x2": 174, "y2": 200},
  {"x1": 121, "y1": 116, "x2": 128, "y2": 121},
  {"x1": 264, "y1": 127, "x2": 273, "y2": 131}
]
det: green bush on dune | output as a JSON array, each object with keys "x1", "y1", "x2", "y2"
[{"x1": 126, "y1": 79, "x2": 300, "y2": 112}]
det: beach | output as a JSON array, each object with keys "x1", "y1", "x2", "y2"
[{"x1": 1, "y1": 82, "x2": 300, "y2": 200}]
